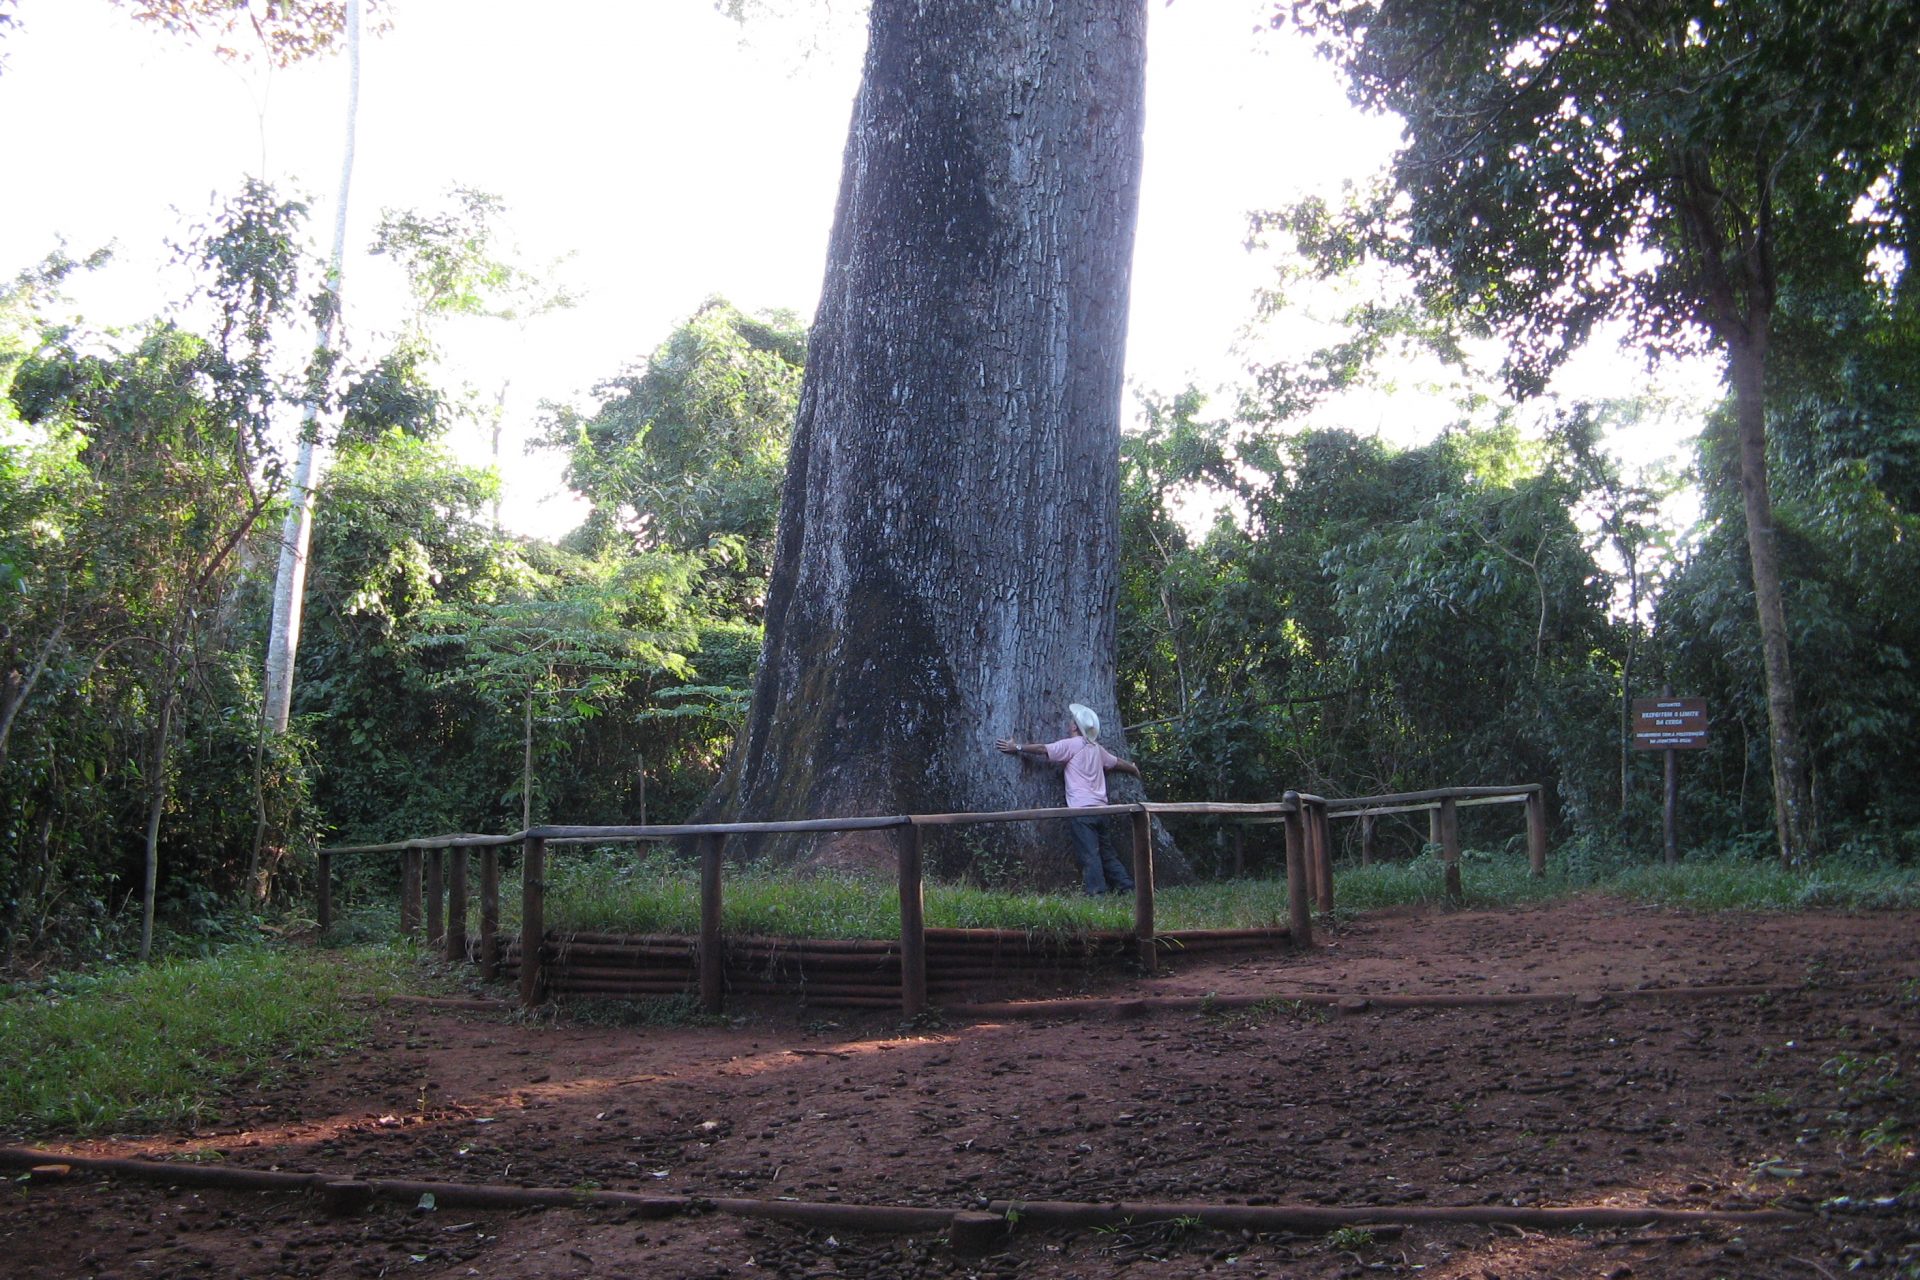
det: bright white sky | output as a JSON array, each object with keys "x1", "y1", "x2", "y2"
[{"x1": 0, "y1": 0, "x2": 1713, "y2": 540}]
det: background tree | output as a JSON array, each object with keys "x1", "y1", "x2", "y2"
[
  {"x1": 543, "y1": 298, "x2": 804, "y2": 614},
  {"x1": 1281, "y1": 0, "x2": 1920, "y2": 863},
  {"x1": 8, "y1": 309, "x2": 285, "y2": 957},
  {"x1": 259, "y1": 0, "x2": 362, "y2": 739},
  {"x1": 411, "y1": 581, "x2": 694, "y2": 834},
  {"x1": 705, "y1": 0, "x2": 1166, "y2": 881},
  {"x1": 106, "y1": 0, "x2": 387, "y2": 66}
]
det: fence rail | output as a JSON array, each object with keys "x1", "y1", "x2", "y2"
[{"x1": 317, "y1": 785, "x2": 1543, "y2": 1015}]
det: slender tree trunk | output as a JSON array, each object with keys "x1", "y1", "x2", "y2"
[
  {"x1": 261, "y1": 0, "x2": 362, "y2": 735},
  {"x1": 0, "y1": 619, "x2": 63, "y2": 775},
  {"x1": 706, "y1": 0, "x2": 1181, "y2": 880},
  {"x1": 1727, "y1": 332, "x2": 1816, "y2": 865},
  {"x1": 522, "y1": 688, "x2": 534, "y2": 834},
  {"x1": 139, "y1": 677, "x2": 179, "y2": 963},
  {"x1": 1619, "y1": 553, "x2": 1637, "y2": 813}
]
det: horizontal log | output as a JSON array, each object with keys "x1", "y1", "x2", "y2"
[
  {"x1": 1158, "y1": 928, "x2": 1291, "y2": 943},
  {"x1": 986, "y1": 1198, "x2": 1799, "y2": 1232},
  {"x1": 0, "y1": 1148, "x2": 953, "y2": 1230},
  {"x1": 1329, "y1": 795, "x2": 1531, "y2": 820},
  {"x1": 926, "y1": 927, "x2": 1130, "y2": 944},
  {"x1": 0, "y1": 1147, "x2": 1797, "y2": 1237},
  {"x1": 530, "y1": 816, "x2": 911, "y2": 840},
  {"x1": 1140, "y1": 802, "x2": 1298, "y2": 817},
  {"x1": 909, "y1": 804, "x2": 1137, "y2": 827},
  {"x1": 1322, "y1": 784, "x2": 1538, "y2": 813},
  {"x1": 545, "y1": 944, "x2": 699, "y2": 963},
  {"x1": 323, "y1": 832, "x2": 519, "y2": 856},
  {"x1": 548, "y1": 965, "x2": 697, "y2": 983},
  {"x1": 546, "y1": 982, "x2": 697, "y2": 996},
  {"x1": 561, "y1": 932, "x2": 895, "y2": 955}
]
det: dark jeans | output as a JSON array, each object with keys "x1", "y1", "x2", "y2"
[{"x1": 1069, "y1": 815, "x2": 1135, "y2": 896}]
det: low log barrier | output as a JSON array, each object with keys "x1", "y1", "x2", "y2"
[
  {"x1": 487, "y1": 925, "x2": 1295, "y2": 1008},
  {"x1": 0, "y1": 1147, "x2": 1804, "y2": 1237},
  {"x1": 318, "y1": 784, "x2": 1544, "y2": 1015}
]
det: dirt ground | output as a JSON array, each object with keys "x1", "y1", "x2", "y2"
[{"x1": 4, "y1": 898, "x2": 1917, "y2": 1279}]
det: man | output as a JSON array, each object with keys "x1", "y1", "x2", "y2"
[{"x1": 995, "y1": 703, "x2": 1140, "y2": 895}]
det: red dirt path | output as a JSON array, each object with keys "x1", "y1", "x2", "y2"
[{"x1": 4, "y1": 898, "x2": 1916, "y2": 1278}]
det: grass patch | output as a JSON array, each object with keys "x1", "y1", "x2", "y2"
[
  {"x1": 0, "y1": 944, "x2": 420, "y2": 1137},
  {"x1": 515, "y1": 845, "x2": 1920, "y2": 943},
  {"x1": 521, "y1": 849, "x2": 1299, "y2": 940}
]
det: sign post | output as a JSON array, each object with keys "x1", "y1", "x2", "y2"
[{"x1": 1631, "y1": 695, "x2": 1708, "y2": 864}]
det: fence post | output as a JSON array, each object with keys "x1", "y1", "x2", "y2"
[
  {"x1": 446, "y1": 845, "x2": 468, "y2": 964},
  {"x1": 1232, "y1": 826, "x2": 1245, "y2": 878},
  {"x1": 1283, "y1": 791, "x2": 1312, "y2": 948},
  {"x1": 315, "y1": 850, "x2": 332, "y2": 935},
  {"x1": 700, "y1": 833, "x2": 726, "y2": 1015},
  {"x1": 1360, "y1": 813, "x2": 1375, "y2": 866},
  {"x1": 1439, "y1": 796, "x2": 1462, "y2": 902},
  {"x1": 519, "y1": 836, "x2": 546, "y2": 1009},
  {"x1": 1303, "y1": 807, "x2": 1324, "y2": 908},
  {"x1": 425, "y1": 848, "x2": 445, "y2": 948},
  {"x1": 400, "y1": 848, "x2": 422, "y2": 939},
  {"x1": 1526, "y1": 786, "x2": 1548, "y2": 877},
  {"x1": 1131, "y1": 807, "x2": 1155, "y2": 975},
  {"x1": 1311, "y1": 800, "x2": 1334, "y2": 914},
  {"x1": 479, "y1": 845, "x2": 501, "y2": 981},
  {"x1": 899, "y1": 823, "x2": 927, "y2": 1018}
]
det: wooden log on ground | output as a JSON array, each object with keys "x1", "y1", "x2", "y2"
[
  {"x1": 986, "y1": 1198, "x2": 1801, "y2": 1233},
  {"x1": 0, "y1": 1146, "x2": 1797, "y2": 1236}
]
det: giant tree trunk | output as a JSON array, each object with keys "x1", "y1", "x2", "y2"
[{"x1": 707, "y1": 0, "x2": 1181, "y2": 882}]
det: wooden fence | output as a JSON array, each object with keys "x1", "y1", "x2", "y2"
[
  {"x1": 318, "y1": 784, "x2": 1545, "y2": 1015},
  {"x1": 1326, "y1": 784, "x2": 1548, "y2": 902}
]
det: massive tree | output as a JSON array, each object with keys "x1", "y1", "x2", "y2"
[
  {"x1": 707, "y1": 0, "x2": 1172, "y2": 878},
  {"x1": 1282, "y1": 0, "x2": 1920, "y2": 864}
]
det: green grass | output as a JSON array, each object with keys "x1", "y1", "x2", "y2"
[
  {"x1": 0, "y1": 944, "x2": 421, "y2": 1137},
  {"x1": 515, "y1": 849, "x2": 1301, "y2": 940},
  {"x1": 515, "y1": 845, "x2": 1920, "y2": 942}
]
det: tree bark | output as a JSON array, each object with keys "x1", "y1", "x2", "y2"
[
  {"x1": 706, "y1": 0, "x2": 1179, "y2": 880},
  {"x1": 1672, "y1": 142, "x2": 1816, "y2": 868},
  {"x1": 261, "y1": 0, "x2": 361, "y2": 736},
  {"x1": 1727, "y1": 332, "x2": 1816, "y2": 865}
]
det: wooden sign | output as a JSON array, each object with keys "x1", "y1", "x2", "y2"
[{"x1": 1631, "y1": 697, "x2": 1708, "y2": 750}]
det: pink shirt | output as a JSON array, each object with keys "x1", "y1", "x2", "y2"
[{"x1": 1045, "y1": 736, "x2": 1121, "y2": 808}]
